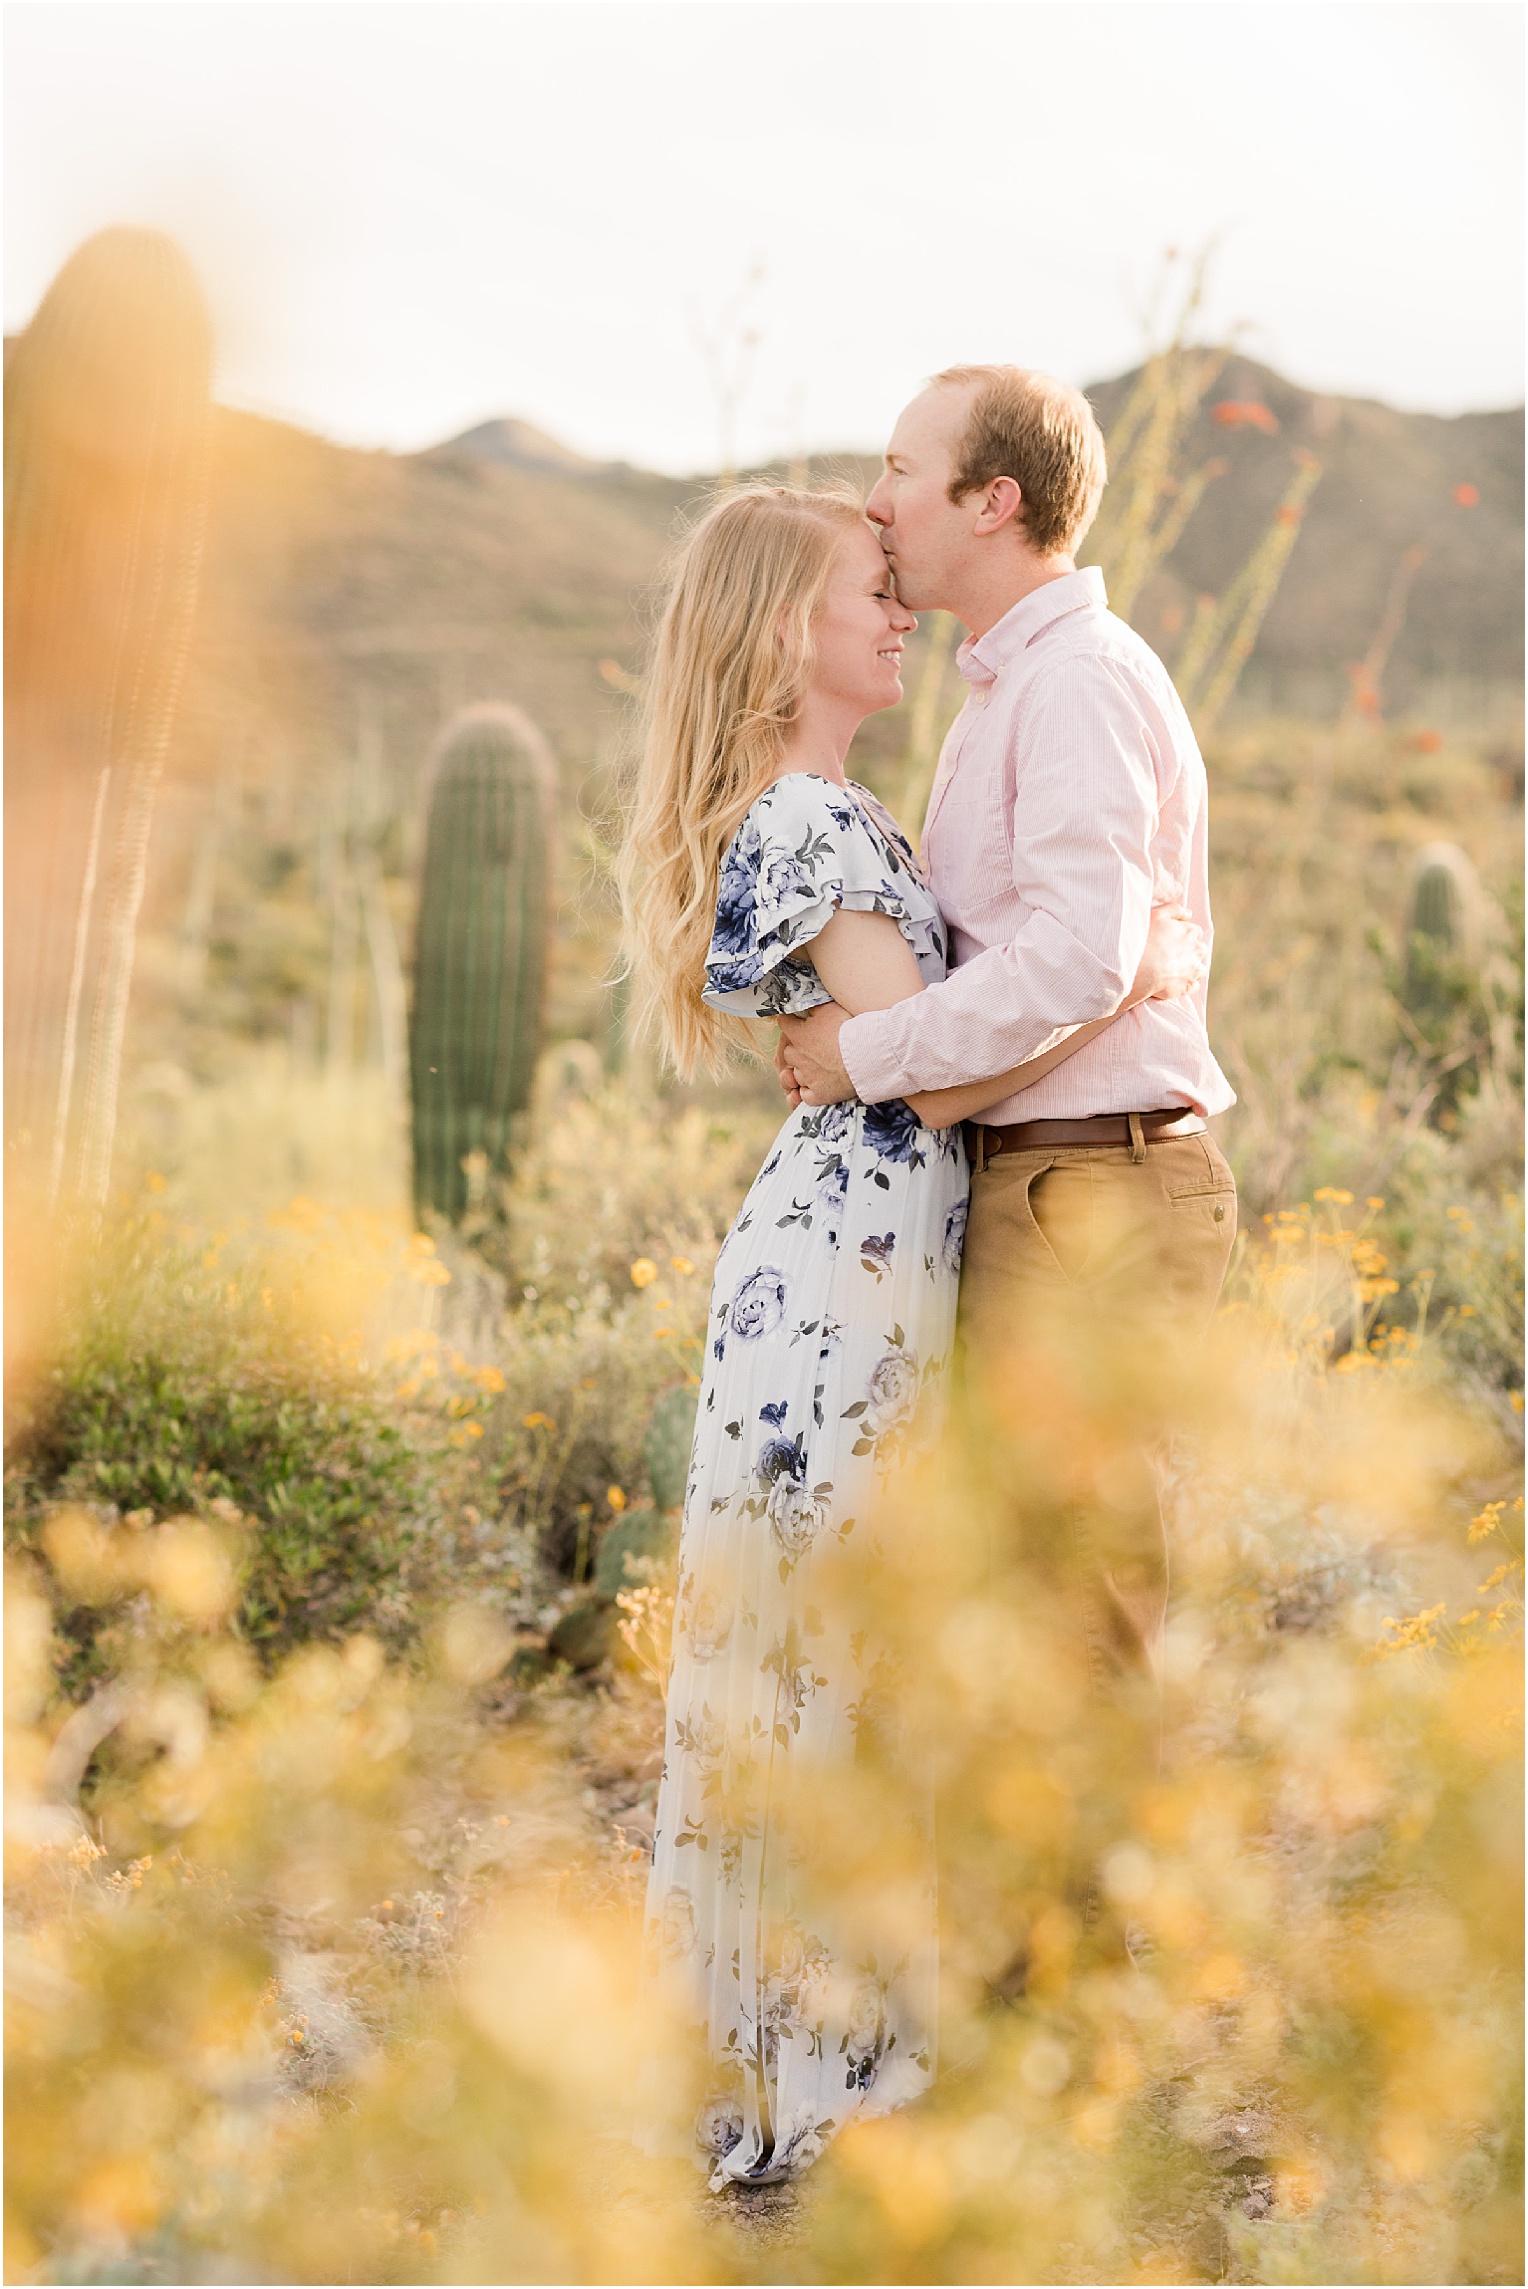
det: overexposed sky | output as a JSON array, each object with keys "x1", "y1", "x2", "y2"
[{"x1": 5, "y1": 1, "x2": 1523, "y2": 470}]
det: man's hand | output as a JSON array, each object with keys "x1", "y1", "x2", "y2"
[
  {"x1": 1135, "y1": 904, "x2": 1206, "y2": 1002},
  {"x1": 773, "y1": 1029, "x2": 803, "y2": 1110},
  {"x1": 776, "y1": 1003, "x2": 857, "y2": 1105}
]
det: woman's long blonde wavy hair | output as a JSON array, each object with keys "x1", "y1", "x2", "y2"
[{"x1": 618, "y1": 483, "x2": 867, "y2": 1077}]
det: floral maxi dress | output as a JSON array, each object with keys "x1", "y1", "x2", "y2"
[{"x1": 639, "y1": 773, "x2": 969, "y2": 2186}]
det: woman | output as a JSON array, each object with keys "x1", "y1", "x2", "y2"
[{"x1": 620, "y1": 485, "x2": 1198, "y2": 2188}]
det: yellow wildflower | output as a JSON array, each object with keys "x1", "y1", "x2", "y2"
[
  {"x1": 630, "y1": 1258, "x2": 658, "y2": 1288},
  {"x1": 1469, "y1": 1501, "x2": 1506, "y2": 1545},
  {"x1": 1377, "y1": 1602, "x2": 1445, "y2": 1653}
]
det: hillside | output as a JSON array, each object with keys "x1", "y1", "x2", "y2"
[
  {"x1": 114, "y1": 360, "x2": 1521, "y2": 1117},
  {"x1": 170, "y1": 357, "x2": 1523, "y2": 829},
  {"x1": 1082, "y1": 353, "x2": 1522, "y2": 715}
]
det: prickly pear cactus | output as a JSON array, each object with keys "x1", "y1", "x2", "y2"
[
  {"x1": 645, "y1": 1384, "x2": 699, "y2": 1511},
  {"x1": 593, "y1": 1508, "x2": 670, "y2": 1601},
  {"x1": 4, "y1": 228, "x2": 212, "y2": 1210},
  {"x1": 592, "y1": 1388, "x2": 698, "y2": 1603},
  {"x1": 409, "y1": 704, "x2": 554, "y2": 1223}
]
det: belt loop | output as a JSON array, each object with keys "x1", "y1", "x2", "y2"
[
  {"x1": 974, "y1": 1123, "x2": 987, "y2": 1176},
  {"x1": 1128, "y1": 1112, "x2": 1146, "y2": 1164}
]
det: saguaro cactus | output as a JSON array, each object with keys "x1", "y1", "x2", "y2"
[
  {"x1": 1399, "y1": 841, "x2": 1495, "y2": 1122},
  {"x1": 1403, "y1": 842, "x2": 1481, "y2": 1029},
  {"x1": 409, "y1": 704, "x2": 554, "y2": 1223},
  {"x1": 4, "y1": 228, "x2": 212, "y2": 1211}
]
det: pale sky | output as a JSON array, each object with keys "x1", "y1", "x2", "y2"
[{"x1": 5, "y1": 1, "x2": 1523, "y2": 471}]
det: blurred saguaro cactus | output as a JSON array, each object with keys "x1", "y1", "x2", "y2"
[
  {"x1": 4, "y1": 229, "x2": 213, "y2": 1214},
  {"x1": 409, "y1": 704, "x2": 554, "y2": 1224},
  {"x1": 1401, "y1": 840, "x2": 1483, "y2": 1046},
  {"x1": 1407, "y1": 843, "x2": 1481, "y2": 985},
  {"x1": 1392, "y1": 840, "x2": 1519, "y2": 1124}
]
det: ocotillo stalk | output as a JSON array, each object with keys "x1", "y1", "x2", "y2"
[
  {"x1": 410, "y1": 704, "x2": 554, "y2": 1223},
  {"x1": 1084, "y1": 245, "x2": 1229, "y2": 622},
  {"x1": 1094, "y1": 345, "x2": 1228, "y2": 621},
  {"x1": 4, "y1": 228, "x2": 212, "y2": 1212},
  {"x1": 1176, "y1": 451, "x2": 1323, "y2": 729},
  {"x1": 1340, "y1": 544, "x2": 1429, "y2": 728}
]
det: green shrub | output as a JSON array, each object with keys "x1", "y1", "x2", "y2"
[
  {"x1": 4, "y1": 1226, "x2": 449, "y2": 1688},
  {"x1": 11, "y1": 1345, "x2": 431, "y2": 1651}
]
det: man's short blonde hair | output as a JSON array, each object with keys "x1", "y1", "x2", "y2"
[{"x1": 933, "y1": 364, "x2": 1107, "y2": 556}]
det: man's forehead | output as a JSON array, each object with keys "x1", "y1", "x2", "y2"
[{"x1": 890, "y1": 384, "x2": 968, "y2": 456}]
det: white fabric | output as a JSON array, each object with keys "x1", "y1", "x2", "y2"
[{"x1": 639, "y1": 774, "x2": 967, "y2": 2186}]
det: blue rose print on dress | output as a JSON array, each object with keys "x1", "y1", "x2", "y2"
[
  {"x1": 758, "y1": 836, "x2": 824, "y2": 914},
  {"x1": 859, "y1": 1231, "x2": 895, "y2": 1281},
  {"x1": 862, "y1": 1097, "x2": 927, "y2": 1174},
  {"x1": 701, "y1": 777, "x2": 945, "y2": 1023},
  {"x1": 841, "y1": 1973, "x2": 895, "y2": 2093},
  {"x1": 711, "y1": 829, "x2": 760, "y2": 969},
  {"x1": 748, "y1": 1424, "x2": 831, "y2": 1569},
  {"x1": 942, "y1": 1198, "x2": 968, "y2": 1275},
  {"x1": 697, "y1": 2097, "x2": 745, "y2": 2159},
  {"x1": 640, "y1": 774, "x2": 967, "y2": 2193},
  {"x1": 730, "y1": 1267, "x2": 789, "y2": 1340},
  {"x1": 863, "y1": 1344, "x2": 920, "y2": 1439}
]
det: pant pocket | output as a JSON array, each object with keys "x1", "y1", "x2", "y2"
[
  {"x1": 1165, "y1": 1135, "x2": 1237, "y2": 1202},
  {"x1": 1027, "y1": 1161, "x2": 1096, "y2": 1282}
]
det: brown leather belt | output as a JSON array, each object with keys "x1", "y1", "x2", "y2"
[{"x1": 963, "y1": 1108, "x2": 1206, "y2": 1158}]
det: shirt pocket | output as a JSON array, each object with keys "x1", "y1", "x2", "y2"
[{"x1": 1165, "y1": 1136, "x2": 1237, "y2": 1201}]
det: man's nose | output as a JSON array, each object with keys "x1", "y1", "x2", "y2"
[{"x1": 865, "y1": 479, "x2": 891, "y2": 527}]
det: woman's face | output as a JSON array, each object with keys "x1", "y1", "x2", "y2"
[{"x1": 806, "y1": 521, "x2": 917, "y2": 719}]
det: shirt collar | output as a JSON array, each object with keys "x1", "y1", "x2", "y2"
[{"x1": 956, "y1": 566, "x2": 1108, "y2": 688}]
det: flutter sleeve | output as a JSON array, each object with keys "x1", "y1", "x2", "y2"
[{"x1": 701, "y1": 773, "x2": 935, "y2": 1019}]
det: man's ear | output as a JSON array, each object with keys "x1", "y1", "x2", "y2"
[{"x1": 971, "y1": 476, "x2": 1026, "y2": 538}]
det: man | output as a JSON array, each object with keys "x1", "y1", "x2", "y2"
[{"x1": 778, "y1": 364, "x2": 1237, "y2": 1681}]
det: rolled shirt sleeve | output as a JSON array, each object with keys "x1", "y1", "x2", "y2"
[{"x1": 840, "y1": 654, "x2": 1165, "y2": 1103}]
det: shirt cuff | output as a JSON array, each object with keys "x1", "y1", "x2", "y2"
[{"x1": 840, "y1": 1007, "x2": 907, "y2": 1104}]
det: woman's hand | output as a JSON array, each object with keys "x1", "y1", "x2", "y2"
[
  {"x1": 774, "y1": 1029, "x2": 803, "y2": 1110},
  {"x1": 1133, "y1": 904, "x2": 1206, "y2": 1003}
]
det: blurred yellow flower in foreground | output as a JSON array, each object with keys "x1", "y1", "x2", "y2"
[{"x1": 629, "y1": 1258, "x2": 658, "y2": 1288}]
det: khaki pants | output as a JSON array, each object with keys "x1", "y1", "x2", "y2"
[{"x1": 957, "y1": 1129, "x2": 1237, "y2": 1684}]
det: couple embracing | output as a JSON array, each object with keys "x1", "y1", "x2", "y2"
[{"x1": 619, "y1": 365, "x2": 1237, "y2": 2188}]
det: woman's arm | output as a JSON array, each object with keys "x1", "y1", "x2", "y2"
[{"x1": 794, "y1": 905, "x2": 1203, "y2": 1126}]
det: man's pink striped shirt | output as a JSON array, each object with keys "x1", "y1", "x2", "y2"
[{"x1": 841, "y1": 568, "x2": 1235, "y2": 1125}]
